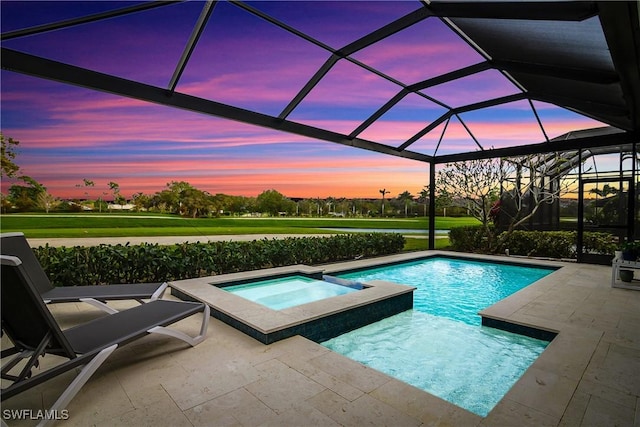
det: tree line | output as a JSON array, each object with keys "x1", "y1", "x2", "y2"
[
  {"x1": 2, "y1": 134, "x2": 451, "y2": 218},
  {"x1": 3, "y1": 176, "x2": 447, "y2": 218}
]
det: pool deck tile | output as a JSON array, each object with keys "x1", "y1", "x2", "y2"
[{"x1": 3, "y1": 250, "x2": 640, "y2": 426}]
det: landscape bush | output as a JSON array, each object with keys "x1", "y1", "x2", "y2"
[
  {"x1": 448, "y1": 225, "x2": 492, "y2": 252},
  {"x1": 33, "y1": 233, "x2": 405, "y2": 286},
  {"x1": 499, "y1": 231, "x2": 576, "y2": 258},
  {"x1": 449, "y1": 226, "x2": 616, "y2": 259}
]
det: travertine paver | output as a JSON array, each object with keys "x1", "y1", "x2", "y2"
[
  {"x1": 3, "y1": 251, "x2": 640, "y2": 426},
  {"x1": 504, "y1": 366, "x2": 578, "y2": 419},
  {"x1": 369, "y1": 379, "x2": 482, "y2": 425},
  {"x1": 328, "y1": 393, "x2": 423, "y2": 427},
  {"x1": 481, "y1": 398, "x2": 560, "y2": 427},
  {"x1": 185, "y1": 388, "x2": 274, "y2": 426},
  {"x1": 244, "y1": 358, "x2": 325, "y2": 414},
  {"x1": 308, "y1": 351, "x2": 392, "y2": 394}
]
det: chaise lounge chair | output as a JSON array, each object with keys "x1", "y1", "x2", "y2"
[
  {"x1": 1, "y1": 254, "x2": 209, "y2": 427},
  {"x1": 0, "y1": 232, "x2": 168, "y2": 314}
]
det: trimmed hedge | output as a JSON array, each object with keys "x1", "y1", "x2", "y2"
[
  {"x1": 449, "y1": 225, "x2": 617, "y2": 258},
  {"x1": 499, "y1": 230, "x2": 576, "y2": 258},
  {"x1": 448, "y1": 225, "x2": 493, "y2": 252},
  {"x1": 33, "y1": 233, "x2": 405, "y2": 287}
]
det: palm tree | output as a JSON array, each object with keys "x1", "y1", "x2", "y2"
[
  {"x1": 379, "y1": 188, "x2": 389, "y2": 216},
  {"x1": 398, "y1": 191, "x2": 414, "y2": 217},
  {"x1": 418, "y1": 187, "x2": 429, "y2": 217}
]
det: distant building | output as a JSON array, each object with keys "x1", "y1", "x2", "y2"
[{"x1": 107, "y1": 203, "x2": 134, "y2": 211}]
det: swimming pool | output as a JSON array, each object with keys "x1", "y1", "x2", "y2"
[
  {"x1": 337, "y1": 257, "x2": 554, "y2": 325},
  {"x1": 323, "y1": 256, "x2": 555, "y2": 417},
  {"x1": 221, "y1": 275, "x2": 361, "y2": 310}
]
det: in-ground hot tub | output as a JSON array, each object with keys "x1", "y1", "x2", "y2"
[
  {"x1": 169, "y1": 265, "x2": 415, "y2": 344},
  {"x1": 220, "y1": 274, "x2": 364, "y2": 310}
]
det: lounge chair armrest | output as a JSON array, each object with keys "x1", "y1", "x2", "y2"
[
  {"x1": 150, "y1": 282, "x2": 169, "y2": 301},
  {"x1": 79, "y1": 298, "x2": 119, "y2": 314},
  {"x1": 147, "y1": 304, "x2": 209, "y2": 347}
]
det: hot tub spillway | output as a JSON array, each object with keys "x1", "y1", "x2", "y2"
[{"x1": 322, "y1": 275, "x2": 365, "y2": 290}]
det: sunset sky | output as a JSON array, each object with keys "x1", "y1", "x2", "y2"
[{"x1": 1, "y1": 1, "x2": 606, "y2": 200}]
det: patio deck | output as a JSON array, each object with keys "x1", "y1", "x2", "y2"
[{"x1": 2, "y1": 251, "x2": 640, "y2": 426}]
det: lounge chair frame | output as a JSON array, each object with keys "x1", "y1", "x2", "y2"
[
  {"x1": 0, "y1": 232, "x2": 168, "y2": 313},
  {"x1": 1, "y1": 255, "x2": 209, "y2": 427}
]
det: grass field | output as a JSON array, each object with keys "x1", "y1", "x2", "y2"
[
  {"x1": 0, "y1": 214, "x2": 478, "y2": 251},
  {"x1": 0, "y1": 213, "x2": 480, "y2": 239}
]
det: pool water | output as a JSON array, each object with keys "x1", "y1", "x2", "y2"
[
  {"x1": 323, "y1": 257, "x2": 554, "y2": 417},
  {"x1": 338, "y1": 257, "x2": 553, "y2": 325},
  {"x1": 222, "y1": 275, "x2": 359, "y2": 310}
]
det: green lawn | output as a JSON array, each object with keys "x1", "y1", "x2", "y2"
[{"x1": 0, "y1": 213, "x2": 479, "y2": 239}]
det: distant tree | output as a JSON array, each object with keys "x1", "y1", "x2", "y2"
[
  {"x1": 180, "y1": 187, "x2": 214, "y2": 218},
  {"x1": 589, "y1": 184, "x2": 618, "y2": 198},
  {"x1": 419, "y1": 185, "x2": 452, "y2": 217},
  {"x1": 335, "y1": 197, "x2": 349, "y2": 216},
  {"x1": 131, "y1": 192, "x2": 151, "y2": 212},
  {"x1": 417, "y1": 188, "x2": 429, "y2": 217},
  {"x1": 213, "y1": 194, "x2": 231, "y2": 214},
  {"x1": 211, "y1": 193, "x2": 236, "y2": 215},
  {"x1": 356, "y1": 199, "x2": 377, "y2": 217},
  {"x1": 94, "y1": 198, "x2": 108, "y2": 213},
  {"x1": 153, "y1": 181, "x2": 213, "y2": 217},
  {"x1": 76, "y1": 178, "x2": 95, "y2": 198},
  {"x1": 325, "y1": 197, "x2": 335, "y2": 215},
  {"x1": 379, "y1": 188, "x2": 389, "y2": 216},
  {"x1": 36, "y1": 191, "x2": 57, "y2": 213},
  {"x1": 1, "y1": 134, "x2": 47, "y2": 211},
  {"x1": 586, "y1": 184, "x2": 623, "y2": 226},
  {"x1": 397, "y1": 191, "x2": 414, "y2": 217},
  {"x1": 1, "y1": 133, "x2": 21, "y2": 178},
  {"x1": 6, "y1": 175, "x2": 46, "y2": 212},
  {"x1": 7, "y1": 185, "x2": 34, "y2": 211},
  {"x1": 151, "y1": 188, "x2": 177, "y2": 213},
  {"x1": 108, "y1": 181, "x2": 125, "y2": 207},
  {"x1": 297, "y1": 199, "x2": 315, "y2": 217},
  {"x1": 256, "y1": 189, "x2": 295, "y2": 216}
]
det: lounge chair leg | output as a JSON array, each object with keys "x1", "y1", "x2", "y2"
[
  {"x1": 78, "y1": 298, "x2": 119, "y2": 314},
  {"x1": 147, "y1": 304, "x2": 209, "y2": 347},
  {"x1": 36, "y1": 344, "x2": 118, "y2": 427}
]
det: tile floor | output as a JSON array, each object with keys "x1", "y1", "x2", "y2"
[{"x1": 2, "y1": 251, "x2": 640, "y2": 426}]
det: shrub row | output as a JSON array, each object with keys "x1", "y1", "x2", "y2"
[
  {"x1": 449, "y1": 225, "x2": 617, "y2": 258},
  {"x1": 33, "y1": 233, "x2": 405, "y2": 287},
  {"x1": 500, "y1": 231, "x2": 577, "y2": 258},
  {"x1": 448, "y1": 225, "x2": 492, "y2": 252}
]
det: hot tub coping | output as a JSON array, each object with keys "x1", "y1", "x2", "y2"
[{"x1": 169, "y1": 264, "x2": 415, "y2": 344}]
